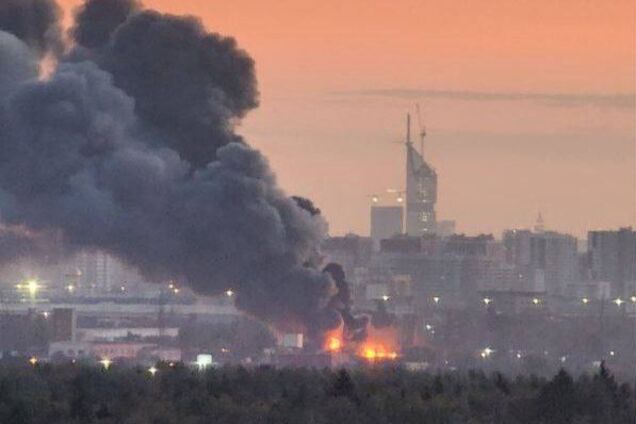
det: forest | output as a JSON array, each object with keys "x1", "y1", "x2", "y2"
[{"x1": 0, "y1": 361, "x2": 634, "y2": 424}]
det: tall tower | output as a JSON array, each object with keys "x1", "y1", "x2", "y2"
[{"x1": 405, "y1": 114, "x2": 437, "y2": 235}]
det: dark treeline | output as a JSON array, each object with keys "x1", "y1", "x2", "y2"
[{"x1": 0, "y1": 363, "x2": 634, "y2": 424}]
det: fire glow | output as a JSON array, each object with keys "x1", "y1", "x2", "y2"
[
  {"x1": 357, "y1": 327, "x2": 400, "y2": 362},
  {"x1": 327, "y1": 336, "x2": 342, "y2": 352},
  {"x1": 359, "y1": 343, "x2": 398, "y2": 361},
  {"x1": 324, "y1": 328, "x2": 344, "y2": 352},
  {"x1": 324, "y1": 326, "x2": 400, "y2": 362}
]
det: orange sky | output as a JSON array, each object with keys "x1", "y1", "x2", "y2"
[{"x1": 59, "y1": 0, "x2": 636, "y2": 238}]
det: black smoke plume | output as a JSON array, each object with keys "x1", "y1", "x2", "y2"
[
  {"x1": 71, "y1": 0, "x2": 141, "y2": 50},
  {"x1": 70, "y1": 2, "x2": 258, "y2": 168},
  {"x1": 0, "y1": 0, "x2": 62, "y2": 56},
  {"x1": 323, "y1": 263, "x2": 368, "y2": 342},
  {"x1": 0, "y1": 0, "x2": 349, "y2": 336}
]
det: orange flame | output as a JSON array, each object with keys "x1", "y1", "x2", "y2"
[
  {"x1": 327, "y1": 336, "x2": 342, "y2": 352},
  {"x1": 359, "y1": 343, "x2": 398, "y2": 361},
  {"x1": 357, "y1": 327, "x2": 399, "y2": 362},
  {"x1": 324, "y1": 327, "x2": 344, "y2": 352}
]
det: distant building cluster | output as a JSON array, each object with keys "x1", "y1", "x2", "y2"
[
  {"x1": 0, "y1": 115, "x2": 633, "y2": 373},
  {"x1": 358, "y1": 115, "x2": 635, "y2": 309}
]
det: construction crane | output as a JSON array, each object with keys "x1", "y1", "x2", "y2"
[
  {"x1": 386, "y1": 189, "x2": 405, "y2": 204},
  {"x1": 415, "y1": 103, "x2": 426, "y2": 155}
]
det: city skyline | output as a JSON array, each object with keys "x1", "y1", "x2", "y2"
[
  {"x1": 1, "y1": 1, "x2": 636, "y2": 404},
  {"x1": 55, "y1": 0, "x2": 636, "y2": 238}
]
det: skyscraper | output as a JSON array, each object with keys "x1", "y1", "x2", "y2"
[
  {"x1": 405, "y1": 115, "x2": 437, "y2": 235},
  {"x1": 588, "y1": 227, "x2": 636, "y2": 297}
]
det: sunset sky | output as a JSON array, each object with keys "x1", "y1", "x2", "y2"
[{"x1": 60, "y1": 0, "x2": 636, "y2": 238}]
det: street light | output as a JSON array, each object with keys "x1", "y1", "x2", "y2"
[
  {"x1": 483, "y1": 297, "x2": 492, "y2": 306},
  {"x1": 29, "y1": 356, "x2": 38, "y2": 366},
  {"x1": 581, "y1": 297, "x2": 589, "y2": 305},
  {"x1": 432, "y1": 296, "x2": 440, "y2": 304},
  {"x1": 614, "y1": 298, "x2": 624, "y2": 307},
  {"x1": 99, "y1": 358, "x2": 112, "y2": 370},
  {"x1": 381, "y1": 295, "x2": 390, "y2": 302},
  {"x1": 532, "y1": 298, "x2": 541, "y2": 306},
  {"x1": 480, "y1": 347, "x2": 494, "y2": 359},
  {"x1": 148, "y1": 366, "x2": 158, "y2": 376},
  {"x1": 226, "y1": 289, "x2": 234, "y2": 297},
  {"x1": 26, "y1": 279, "x2": 40, "y2": 297}
]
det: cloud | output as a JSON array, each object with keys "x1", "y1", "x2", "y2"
[{"x1": 336, "y1": 88, "x2": 636, "y2": 109}]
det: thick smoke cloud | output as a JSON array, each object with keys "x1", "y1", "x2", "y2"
[
  {"x1": 0, "y1": 0, "x2": 344, "y2": 334},
  {"x1": 71, "y1": 0, "x2": 141, "y2": 50},
  {"x1": 0, "y1": 0, "x2": 62, "y2": 56},
  {"x1": 70, "y1": 2, "x2": 259, "y2": 167}
]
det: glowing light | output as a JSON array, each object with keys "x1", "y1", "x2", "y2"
[
  {"x1": 480, "y1": 347, "x2": 494, "y2": 359},
  {"x1": 148, "y1": 366, "x2": 158, "y2": 376},
  {"x1": 532, "y1": 298, "x2": 541, "y2": 305},
  {"x1": 425, "y1": 324, "x2": 433, "y2": 331},
  {"x1": 29, "y1": 356, "x2": 38, "y2": 366},
  {"x1": 630, "y1": 296, "x2": 636, "y2": 303},
  {"x1": 168, "y1": 283, "x2": 175, "y2": 290},
  {"x1": 609, "y1": 350, "x2": 615, "y2": 357},
  {"x1": 371, "y1": 196, "x2": 379, "y2": 203},
  {"x1": 173, "y1": 288, "x2": 180, "y2": 294},
  {"x1": 483, "y1": 297, "x2": 492, "y2": 305},
  {"x1": 396, "y1": 196, "x2": 404, "y2": 203},
  {"x1": 196, "y1": 354, "x2": 214, "y2": 370},
  {"x1": 42, "y1": 311, "x2": 49, "y2": 319},
  {"x1": 327, "y1": 337, "x2": 342, "y2": 352},
  {"x1": 381, "y1": 295, "x2": 390, "y2": 302},
  {"x1": 226, "y1": 289, "x2": 234, "y2": 297},
  {"x1": 359, "y1": 343, "x2": 398, "y2": 362},
  {"x1": 581, "y1": 297, "x2": 589, "y2": 304},
  {"x1": 432, "y1": 296, "x2": 440, "y2": 304},
  {"x1": 120, "y1": 286, "x2": 126, "y2": 292},
  {"x1": 67, "y1": 284, "x2": 75, "y2": 294},
  {"x1": 100, "y1": 358, "x2": 112, "y2": 370},
  {"x1": 26, "y1": 280, "x2": 40, "y2": 297},
  {"x1": 614, "y1": 298, "x2": 624, "y2": 307}
]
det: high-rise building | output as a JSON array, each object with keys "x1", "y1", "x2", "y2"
[
  {"x1": 79, "y1": 251, "x2": 115, "y2": 292},
  {"x1": 503, "y1": 229, "x2": 578, "y2": 295},
  {"x1": 405, "y1": 115, "x2": 437, "y2": 235},
  {"x1": 437, "y1": 220, "x2": 456, "y2": 238},
  {"x1": 51, "y1": 308, "x2": 76, "y2": 342},
  {"x1": 588, "y1": 227, "x2": 636, "y2": 297},
  {"x1": 370, "y1": 206, "x2": 403, "y2": 247}
]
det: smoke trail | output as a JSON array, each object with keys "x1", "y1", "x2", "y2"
[
  {"x1": 0, "y1": 0, "x2": 349, "y2": 334},
  {"x1": 0, "y1": 0, "x2": 63, "y2": 57}
]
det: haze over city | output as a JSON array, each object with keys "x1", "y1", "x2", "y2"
[
  {"x1": 0, "y1": 1, "x2": 634, "y2": 422},
  {"x1": 58, "y1": 0, "x2": 636, "y2": 237}
]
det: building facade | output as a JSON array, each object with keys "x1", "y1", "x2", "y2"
[
  {"x1": 588, "y1": 227, "x2": 636, "y2": 297},
  {"x1": 370, "y1": 206, "x2": 404, "y2": 247}
]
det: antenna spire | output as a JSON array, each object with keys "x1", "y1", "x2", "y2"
[{"x1": 415, "y1": 103, "x2": 426, "y2": 155}]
